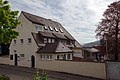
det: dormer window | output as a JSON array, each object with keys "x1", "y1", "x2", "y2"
[
  {"x1": 44, "y1": 38, "x2": 47, "y2": 43},
  {"x1": 54, "y1": 27, "x2": 58, "y2": 32},
  {"x1": 35, "y1": 25, "x2": 43, "y2": 31},
  {"x1": 44, "y1": 26, "x2": 48, "y2": 30},
  {"x1": 49, "y1": 26, "x2": 53, "y2": 31},
  {"x1": 60, "y1": 28, "x2": 63, "y2": 33}
]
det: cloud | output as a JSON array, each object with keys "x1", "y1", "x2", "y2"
[{"x1": 8, "y1": 0, "x2": 117, "y2": 44}]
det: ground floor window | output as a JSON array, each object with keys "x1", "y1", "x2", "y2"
[
  {"x1": 10, "y1": 55, "x2": 13, "y2": 60},
  {"x1": 40, "y1": 54, "x2": 52, "y2": 60},
  {"x1": 67, "y1": 54, "x2": 71, "y2": 59}
]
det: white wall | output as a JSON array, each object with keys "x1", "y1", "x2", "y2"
[
  {"x1": 36, "y1": 60, "x2": 106, "y2": 79},
  {"x1": 9, "y1": 13, "x2": 38, "y2": 67}
]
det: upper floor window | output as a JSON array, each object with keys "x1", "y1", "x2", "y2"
[
  {"x1": 28, "y1": 38, "x2": 32, "y2": 43},
  {"x1": 14, "y1": 40, "x2": 16, "y2": 45},
  {"x1": 44, "y1": 38, "x2": 47, "y2": 43},
  {"x1": 54, "y1": 27, "x2": 58, "y2": 32},
  {"x1": 60, "y1": 28, "x2": 63, "y2": 33},
  {"x1": 20, "y1": 39, "x2": 24, "y2": 43},
  {"x1": 14, "y1": 50, "x2": 16, "y2": 53},
  {"x1": 49, "y1": 26, "x2": 53, "y2": 31},
  {"x1": 20, "y1": 54, "x2": 24, "y2": 57},
  {"x1": 52, "y1": 39, "x2": 55, "y2": 43},
  {"x1": 35, "y1": 25, "x2": 43, "y2": 31},
  {"x1": 48, "y1": 38, "x2": 51, "y2": 43}
]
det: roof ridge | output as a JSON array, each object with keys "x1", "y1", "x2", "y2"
[{"x1": 22, "y1": 11, "x2": 47, "y2": 20}]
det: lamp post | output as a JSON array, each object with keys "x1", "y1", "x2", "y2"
[
  {"x1": 104, "y1": 33, "x2": 108, "y2": 60},
  {"x1": 105, "y1": 39, "x2": 108, "y2": 60}
]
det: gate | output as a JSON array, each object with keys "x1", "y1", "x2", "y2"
[{"x1": 106, "y1": 61, "x2": 120, "y2": 80}]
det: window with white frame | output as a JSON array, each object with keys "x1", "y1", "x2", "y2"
[
  {"x1": 48, "y1": 38, "x2": 51, "y2": 43},
  {"x1": 35, "y1": 25, "x2": 43, "y2": 31},
  {"x1": 50, "y1": 55, "x2": 52, "y2": 59},
  {"x1": 67, "y1": 54, "x2": 71, "y2": 60},
  {"x1": 47, "y1": 55, "x2": 49, "y2": 59},
  {"x1": 52, "y1": 39, "x2": 55, "y2": 43},
  {"x1": 40, "y1": 55, "x2": 43, "y2": 59},
  {"x1": 43, "y1": 55, "x2": 45, "y2": 59},
  {"x1": 63, "y1": 54, "x2": 66, "y2": 60},
  {"x1": 44, "y1": 38, "x2": 47, "y2": 43}
]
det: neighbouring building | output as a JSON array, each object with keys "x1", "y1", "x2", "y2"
[{"x1": 9, "y1": 11, "x2": 83, "y2": 68}]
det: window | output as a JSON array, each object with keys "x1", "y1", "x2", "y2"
[
  {"x1": 47, "y1": 55, "x2": 49, "y2": 59},
  {"x1": 20, "y1": 54, "x2": 24, "y2": 57},
  {"x1": 14, "y1": 40, "x2": 16, "y2": 45},
  {"x1": 14, "y1": 50, "x2": 16, "y2": 53},
  {"x1": 67, "y1": 54, "x2": 71, "y2": 59},
  {"x1": 20, "y1": 39, "x2": 23, "y2": 43},
  {"x1": 44, "y1": 38, "x2": 47, "y2": 43},
  {"x1": 49, "y1": 26, "x2": 53, "y2": 31},
  {"x1": 54, "y1": 27, "x2": 58, "y2": 32},
  {"x1": 28, "y1": 38, "x2": 31, "y2": 43},
  {"x1": 52, "y1": 39, "x2": 55, "y2": 43},
  {"x1": 60, "y1": 28, "x2": 63, "y2": 33},
  {"x1": 10, "y1": 55, "x2": 13, "y2": 60},
  {"x1": 40, "y1": 55, "x2": 43, "y2": 59},
  {"x1": 48, "y1": 38, "x2": 51, "y2": 43},
  {"x1": 35, "y1": 25, "x2": 43, "y2": 31},
  {"x1": 50, "y1": 55, "x2": 52, "y2": 59},
  {"x1": 43, "y1": 55, "x2": 45, "y2": 59},
  {"x1": 57, "y1": 55, "x2": 59, "y2": 59},
  {"x1": 63, "y1": 54, "x2": 66, "y2": 60},
  {"x1": 44, "y1": 26, "x2": 48, "y2": 30}
]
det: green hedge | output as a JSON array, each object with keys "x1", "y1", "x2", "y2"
[{"x1": 0, "y1": 75, "x2": 10, "y2": 80}]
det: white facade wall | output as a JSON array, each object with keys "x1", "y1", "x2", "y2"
[{"x1": 9, "y1": 13, "x2": 38, "y2": 67}]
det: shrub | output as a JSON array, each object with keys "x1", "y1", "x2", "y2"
[
  {"x1": 0, "y1": 75, "x2": 10, "y2": 80},
  {"x1": 32, "y1": 69, "x2": 48, "y2": 80}
]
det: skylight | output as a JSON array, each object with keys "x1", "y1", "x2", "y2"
[
  {"x1": 60, "y1": 28, "x2": 63, "y2": 33},
  {"x1": 49, "y1": 26, "x2": 53, "y2": 31},
  {"x1": 44, "y1": 26, "x2": 48, "y2": 30},
  {"x1": 54, "y1": 27, "x2": 58, "y2": 32}
]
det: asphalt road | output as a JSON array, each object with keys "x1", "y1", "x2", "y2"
[{"x1": 0, "y1": 64, "x2": 102, "y2": 80}]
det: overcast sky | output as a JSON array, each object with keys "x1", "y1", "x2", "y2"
[{"x1": 8, "y1": 0, "x2": 117, "y2": 44}]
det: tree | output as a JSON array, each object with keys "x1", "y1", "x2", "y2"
[
  {"x1": 0, "y1": 0, "x2": 20, "y2": 44},
  {"x1": 96, "y1": 1, "x2": 120, "y2": 60}
]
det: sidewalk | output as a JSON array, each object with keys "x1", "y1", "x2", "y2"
[{"x1": 0, "y1": 64, "x2": 102, "y2": 80}]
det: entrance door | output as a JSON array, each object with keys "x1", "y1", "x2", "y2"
[
  {"x1": 31, "y1": 55, "x2": 35, "y2": 68},
  {"x1": 14, "y1": 54, "x2": 18, "y2": 66}
]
